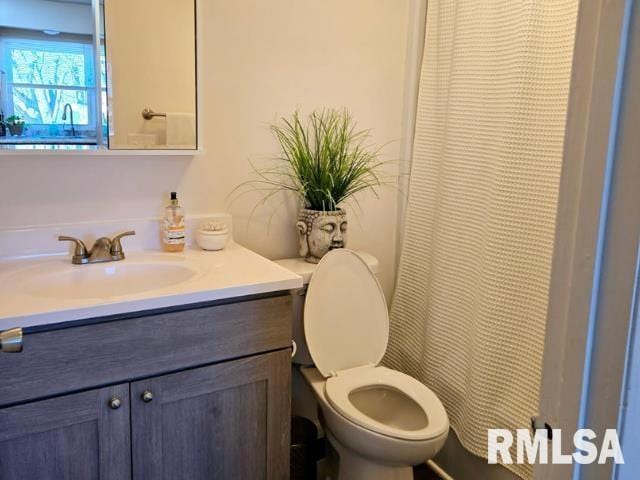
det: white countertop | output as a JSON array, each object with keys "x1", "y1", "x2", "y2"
[{"x1": 0, "y1": 243, "x2": 302, "y2": 330}]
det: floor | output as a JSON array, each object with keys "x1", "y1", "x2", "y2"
[
  {"x1": 316, "y1": 445, "x2": 442, "y2": 479},
  {"x1": 413, "y1": 464, "x2": 442, "y2": 480}
]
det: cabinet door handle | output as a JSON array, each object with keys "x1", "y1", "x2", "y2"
[
  {"x1": 0, "y1": 328, "x2": 23, "y2": 353},
  {"x1": 108, "y1": 397, "x2": 122, "y2": 410},
  {"x1": 141, "y1": 390, "x2": 154, "y2": 403}
]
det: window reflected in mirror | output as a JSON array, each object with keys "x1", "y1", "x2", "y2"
[{"x1": 0, "y1": 0, "x2": 105, "y2": 146}]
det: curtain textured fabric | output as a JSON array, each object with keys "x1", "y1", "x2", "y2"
[{"x1": 384, "y1": 1, "x2": 578, "y2": 478}]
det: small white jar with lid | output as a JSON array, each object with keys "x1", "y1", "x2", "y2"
[{"x1": 196, "y1": 221, "x2": 229, "y2": 251}]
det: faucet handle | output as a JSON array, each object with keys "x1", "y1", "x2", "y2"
[
  {"x1": 110, "y1": 230, "x2": 136, "y2": 259},
  {"x1": 58, "y1": 236, "x2": 89, "y2": 263}
]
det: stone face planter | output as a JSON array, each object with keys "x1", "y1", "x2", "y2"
[
  {"x1": 8, "y1": 124, "x2": 24, "y2": 136},
  {"x1": 296, "y1": 208, "x2": 347, "y2": 264}
]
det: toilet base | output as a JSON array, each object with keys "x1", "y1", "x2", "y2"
[{"x1": 328, "y1": 431, "x2": 413, "y2": 480}]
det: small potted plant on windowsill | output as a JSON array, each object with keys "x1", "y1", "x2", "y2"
[
  {"x1": 0, "y1": 113, "x2": 6, "y2": 137},
  {"x1": 240, "y1": 108, "x2": 390, "y2": 264},
  {"x1": 6, "y1": 115, "x2": 26, "y2": 136}
]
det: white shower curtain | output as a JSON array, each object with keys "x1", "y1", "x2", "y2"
[{"x1": 385, "y1": 1, "x2": 578, "y2": 478}]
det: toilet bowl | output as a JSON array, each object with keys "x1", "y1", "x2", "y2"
[{"x1": 301, "y1": 249, "x2": 449, "y2": 479}]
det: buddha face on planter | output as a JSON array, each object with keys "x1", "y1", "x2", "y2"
[{"x1": 297, "y1": 209, "x2": 348, "y2": 263}]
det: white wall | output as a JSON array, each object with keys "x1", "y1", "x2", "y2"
[
  {"x1": 0, "y1": 0, "x2": 411, "y2": 299},
  {"x1": 0, "y1": 0, "x2": 93, "y2": 35}
]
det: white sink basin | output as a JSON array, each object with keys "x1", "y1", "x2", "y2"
[{"x1": 12, "y1": 257, "x2": 199, "y2": 300}]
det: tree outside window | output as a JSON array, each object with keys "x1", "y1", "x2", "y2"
[{"x1": 1, "y1": 38, "x2": 97, "y2": 132}]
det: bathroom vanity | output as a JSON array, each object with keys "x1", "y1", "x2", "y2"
[{"x1": 0, "y1": 244, "x2": 302, "y2": 480}]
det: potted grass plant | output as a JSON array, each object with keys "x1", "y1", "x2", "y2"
[
  {"x1": 6, "y1": 115, "x2": 25, "y2": 136},
  {"x1": 246, "y1": 108, "x2": 388, "y2": 263}
]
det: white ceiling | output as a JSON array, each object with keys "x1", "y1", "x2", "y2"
[{"x1": 44, "y1": 0, "x2": 93, "y2": 5}]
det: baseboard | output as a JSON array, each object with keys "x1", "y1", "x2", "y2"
[
  {"x1": 426, "y1": 460, "x2": 456, "y2": 480},
  {"x1": 430, "y1": 429, "x2": 519, "y2": 480}
]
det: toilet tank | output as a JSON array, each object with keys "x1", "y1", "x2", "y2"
[{"x1": 275, "y1": 251, "x2": 379, "y2": 365}]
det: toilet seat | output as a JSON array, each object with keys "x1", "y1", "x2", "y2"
[
  {"x1": 304, "y1": 249, "x2": 388, "y2": 378},
  {"x1": 324, "y1": 365, "x2": 449, "y2": 441}
]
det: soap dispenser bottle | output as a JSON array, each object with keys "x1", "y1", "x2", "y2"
[{"x1": 163, "y1": 192, "x2": 185, "y2": 252}]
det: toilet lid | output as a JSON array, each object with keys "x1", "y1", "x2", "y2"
[{"x1": 304, "y1": 249, "x2": 389, "y2": 378}]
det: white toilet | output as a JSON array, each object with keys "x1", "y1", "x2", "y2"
[{"x1": 298, "y1": 249, "x2": 449, "y2": 480}]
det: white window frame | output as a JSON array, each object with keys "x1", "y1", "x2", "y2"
[{"x1": 0, "y1": 36, "x2": 97, "y2": 133}]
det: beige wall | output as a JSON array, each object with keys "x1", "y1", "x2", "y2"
[
  {"x1": 105, "y1": 0, "x2": 196, "y2": 147},
  {"x1": 0, "y1": 0, "x2": 93, "y2": 35},
  {"x1": 0, "y1": 0, "x2": 411, "y2": 298}
]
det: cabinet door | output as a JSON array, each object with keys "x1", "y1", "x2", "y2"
[
  {"x1": 132, "y1": 349, "x2": 291, "y2": 480},
  {"x1": 0, "y1": 384, "x2": 131, "y2": 480}
]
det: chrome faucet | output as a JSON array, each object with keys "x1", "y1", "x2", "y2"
[
  {"x1": 62, "y1": 103, "x2": 76, "y2": 137},
  {"x1": 58, "y1": 231, "x2": 136, "y2": 265}
]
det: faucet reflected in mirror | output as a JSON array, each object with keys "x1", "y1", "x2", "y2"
[
  {"x1": 61, "y1": 103, "x2": 76, "y2": 137},
  {"x1": 58, "y1": 231, "x2": 136, "y2": 265}
]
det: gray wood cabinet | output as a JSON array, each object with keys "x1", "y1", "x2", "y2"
[
  {"x1": 0, "y1": 384, "x2": 131, "y2": 480},
  {"x1": 0, "y1": 294, "x2": 293, "y2": 480},
  {"x1": 132, "y1": 350, "x2": 290, "y2": 480}
]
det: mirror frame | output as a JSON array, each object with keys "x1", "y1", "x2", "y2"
[{"x1": 0, "y1": 0, "x2": 198, "y2": 154}]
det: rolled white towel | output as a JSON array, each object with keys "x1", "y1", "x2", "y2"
[{"x1": 165, "y1": 112, "x2": 196, "y2": 148}]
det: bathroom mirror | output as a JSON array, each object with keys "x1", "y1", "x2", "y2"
[
  {"x1": 102, "y1": 0, "x2": 197, "y2": 150},
  {"x1": 0, "y1": 0, "x2": 197, "y2": 151}
]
